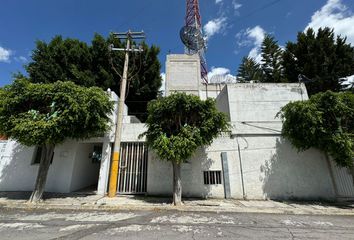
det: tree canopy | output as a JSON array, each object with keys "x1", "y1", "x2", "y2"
[
  {"x1": 237, "y1": 56, "x2": 262, "y2": 82},
  {"x1": 144, "y1": 93, "x2": 229, "y2": 164},
  {"x1": 237, "y1": 27, "x2": 354, "y2": 94},
  {"x1": 278, "y1": 91, "x2": 354, "y2": 170},
  {"x1": 0, "y1": 79, "x2": 113, "y2": 202},
  {"x1": 25, "y1": 34, "x2": 162, "y2": 121},
  {"x1": 261, "y1": 35, "x2": 285, "y2": 83},
  {"x1": 142, "y1": 93, "x2": 229, "y2": 205},
  {"x1": 0, "y1": 79, "x2": 113, "y2": 145},
  {"x1": 283, "y1": 27, "x2": 354, "y2": 95}
]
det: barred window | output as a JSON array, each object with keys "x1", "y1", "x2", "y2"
[{"x1": 203, "y1": 171, "x2": 222, "y2": 185}]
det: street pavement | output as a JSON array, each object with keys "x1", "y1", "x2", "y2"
[
  {"x1": 0, "y1": 192, "x2": 353, "y2": 216},
  {"x1": 0, "y1": 208, "x2": 353, "y2": 239}
]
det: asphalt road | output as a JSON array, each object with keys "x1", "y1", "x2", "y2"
[{"x1": 0, "y1": 207, "x2": 353, "y2": 239}]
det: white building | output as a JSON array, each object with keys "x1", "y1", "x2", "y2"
[{"x1": 0, "y1": 54, "x2": 353, "y2": 201}]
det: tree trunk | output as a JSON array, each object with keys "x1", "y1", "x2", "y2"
[
  {"x1": 29, "y1": 144, "x2": 55, "y2": 203},
  {"x1": 172, "y1": 161, "x2": 182, "y2": 206}
]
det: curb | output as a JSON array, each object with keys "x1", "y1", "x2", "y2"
[{"x1": 1, "y1": 202, "x2": 354, "y2": 216}]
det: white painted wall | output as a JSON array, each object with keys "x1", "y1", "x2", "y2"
[
  {"x1": 145, "y1": 81, "x2": 348, "y2": 200},
  {"x1": 217, "y1": 83, "x2": 308, "y2": 135},
  {"x1": 235, "y1": 136, "x2": 336, "y2": 200},
  {"x1": 166, "y1": 54, "x2": 201, "y2": 96},
  {"x1": 146, "y1": 134, "x2": 338, "y2": 200},
  {"x1": 69, "y1": 143, "x2": 101, "y2": 192},
  {"x1": 147, "y1": 148, "x2": 218, "y2": 198},
  {"x1": 146, "y1": 135, "x2": 237, "y2": 198},
  {"x1": 0, "y1": 89, "x2": 140, "y2": 194},
  {"x1": 0, "y1": 140, "x2": 77, "y2": 193}
]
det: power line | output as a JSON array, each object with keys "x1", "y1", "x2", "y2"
[{"x1": 237, "y1": 0, "x2": 283, "y2": 22}]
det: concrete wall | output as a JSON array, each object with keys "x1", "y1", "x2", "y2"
[
  {"x1": 69, "y1": 143, "x2": 101, "y2": 192},
  {"x1": 166, "y1": 54, "x2": 201, "y2": 96},
  {"x1": 121, "y1": 123, "x2": 146, "y2": 142},
  {"x1": 221, "y1": 83, "x2": 307, "y2": 135},
  {"x1": 0, "y1": 140, "x2": 78, "y2": 193},
  {"x1": 235, "y1": 136, "x2": 336, "y2": 200},
  {"x1": 147, "y1": 148, "x2": 217, "y2": 198},
  {"x1": 0, "y1": 141, "x2": 109, "y2": 194},
  {"x1": 144, "y1": 82, "x2": 337, "y2": 200},
  {"x1": 0, "y1": 90, "x2": 143, "y2": 194},
  {"x1": 145, "y1": 134, "x2": 338, "y2": 200},
  {"x1": 146, "y1": 135, "x2": 239, "y2": 198}
]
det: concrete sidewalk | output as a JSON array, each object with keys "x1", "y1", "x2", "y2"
[{"x1": 0, "y1": 192, "x2": 353, "y2": 216}]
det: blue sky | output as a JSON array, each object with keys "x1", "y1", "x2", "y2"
[{"x1": 1, "y1": 0, "x2": 354, "y2": 87}]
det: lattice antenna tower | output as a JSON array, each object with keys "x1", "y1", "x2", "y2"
[{"x1": 180, "y1": 0, "x2": 208, "y2": 84}]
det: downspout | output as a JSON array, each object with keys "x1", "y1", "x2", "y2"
[{"x1": 236, "y1": 136, "x2": 246, "y2": 200}]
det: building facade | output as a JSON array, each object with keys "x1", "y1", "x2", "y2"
[{"x1": 1, "y1": 54, "x2": 353, "y2": 201}]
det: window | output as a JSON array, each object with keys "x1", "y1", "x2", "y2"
[
  {"x1": 91, "y1": 145, "x2": 103, "y2": 163},
  {"x1": 203, "y1": 171, "x2": 222, "y2": 185},
  {"x1": 32, "y1": 146, "x2": 54, "y2": 165}
]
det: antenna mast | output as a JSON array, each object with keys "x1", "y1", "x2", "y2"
[{"x1": 181, "y1": 0, "x2": 208, "y2": 84}]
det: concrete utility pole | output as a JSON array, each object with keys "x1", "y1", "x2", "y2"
[{"x1": 108, "y1": 30, "x2": 145, "y2": 198}]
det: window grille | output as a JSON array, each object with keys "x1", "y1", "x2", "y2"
[{"x1": 203, "y1": 171, "x2": 222, "y2": 185}]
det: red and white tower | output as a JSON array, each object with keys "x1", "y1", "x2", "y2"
[{"x1": 180, "y1": 0, "x2": 208, "y2": 84}]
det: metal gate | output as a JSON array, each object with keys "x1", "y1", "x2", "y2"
[
  {"x1": 330, "y1": 161, "x2": 354, "y2": 198},
  {"x1": 117, "y1": 142, "x2": 148, "y2": 194}
]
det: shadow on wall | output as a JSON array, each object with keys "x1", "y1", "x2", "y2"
[
  {"x1": 0, "y1": 142, "x2": 37, "y2": 198},
  {"x1": 197, "y1": 147, "x2": 213, "y2": 198},
  {"x1": 260, "y1": 138, "x2": 335, "y2": 201},
  {"x1": 147, "y1": 147, "x2": 214, "y2": 199}
]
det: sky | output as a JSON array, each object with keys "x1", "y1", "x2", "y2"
[{"x1": 1, "y1": 0, "x2": 354, "y2": 87}]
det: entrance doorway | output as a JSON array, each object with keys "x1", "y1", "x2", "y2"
[{"x1": 117, "y1": 142, "x2": 148, "y2": 194}]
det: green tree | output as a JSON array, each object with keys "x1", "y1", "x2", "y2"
[
  {"x1": 142, "y1": 93, "x2": 229, "y2": 205},
  {"x1": 283, "y1": 27, "x2": 354, "y2": 96},
  {"x1": 0, "y1": 79, "x2": 113, "y2": 202},
  {"x1": 261, "y1": 35, "x2": 285, "y2": 83},
  {"x1": 26, "y1": 34, "x2": 162, "y2": 121},
  {"x1": 277, "y1": 91, "x2": 354, "y2": 183},
  {"x1": 237, "y1": 56, "x2": 262, "y2": 82}
]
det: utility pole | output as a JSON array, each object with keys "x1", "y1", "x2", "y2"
[{"x1": 108, "y1": 30, "x2": 145, "y2": 198}]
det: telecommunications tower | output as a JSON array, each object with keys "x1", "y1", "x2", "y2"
[{"x1": 180, "y1": 0, "x2": 208, "y2": 84}]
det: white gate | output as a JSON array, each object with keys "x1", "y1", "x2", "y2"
[
  {"x1": 331, "y1": 161, "x2": 354, "y2": 199},
  {"x1": 117, "y1": 142, "x2": 148, "y2": 194}
]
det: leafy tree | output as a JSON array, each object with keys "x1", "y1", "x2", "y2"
[
  {"x1": 26, "y1": 34, "x2": 162, "y2": 121},
  {"x1": 283, "y1": 27, "x2": 354, "y2": 96},
  {"x1": 0, "y1": 79, "x2": 113, "y2": 202},
  {"x1": 277, "y1": 91, "x2": 354, "y2": 183},
  {"x1": 237, "y1": 57, "x2": 262, "y2": 82},
  {"x1": 142, "y1": 93, "x2": 229, "y2": 205},
  {"x1": 261, "y1": 35, "x2": 285, "y2": 83}
]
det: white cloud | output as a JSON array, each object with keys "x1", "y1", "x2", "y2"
[
  {"x1": 232, "y1": 0, "x2": 242, "y2": 14},
  {"x1": 306, "y1": 0, "x2": 354, "y2": 44},
  {"x1": 203, "y1": 17, "x2": 227, "y2": 39},
  {"x1": 0, "y1": 46, "x2": 12, "y2": 63},
  {"x1": 341, "y1": 75, "x2": 354, "y2": 89},
  {"x1": 208, "y1": 67, "x2": 237, "y2": 83},
  {"x1": 236, "y1": 25, "x2": 266, "y2": 63},
  {"x1": 215, "y1": 0, "x2": 223, "y2": 4},
  {"x1": 246, "y1": 26, "x2": 266, "y2": 46},
  {"x1": 232, "y1": 0, "x2": 242, "y2": 16},
  {"x1": 14, "y1": 56, "x2": 28, "y2": 63},
  {"x1": 248, "y1": 47, "x2": 262, "y2": 63}
]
